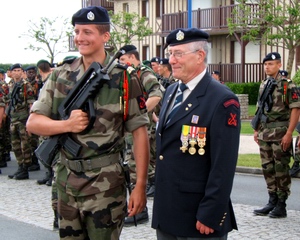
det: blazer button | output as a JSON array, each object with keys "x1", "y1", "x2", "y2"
[{"x1": 159, "y1": 155, "x2": 164, "y2": 160}]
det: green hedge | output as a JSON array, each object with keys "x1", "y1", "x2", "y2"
[{"x1": 225, "y1": 82, "x2": 260, "y2": 105}]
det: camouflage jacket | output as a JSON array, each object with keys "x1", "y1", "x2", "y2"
[
  {"x1": 0, "y1": 81, "x2": 9, "y2": 107},
  {"x1": 257, "y1": 74, "x2": 300, "y2": 141},
  {"x1": 8, "y1": 79, "x2": 35, "y2": 123}
]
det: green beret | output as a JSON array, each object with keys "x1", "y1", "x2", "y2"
[
  {"x1": 263, "y1": 52, "x2": 281, "y2": 64},
  {"x1": 165, "y1": 28, "x2": 209, "y2": 48},
  {"x1": 0, "y1": 68, "x2": 5, "y2": 74},
  {"x1": 72, "y1": 6, "x2": 110, "y2": 26},
  {"x1": 37, "y1": 59, "x2": 51, "y2": 66}
]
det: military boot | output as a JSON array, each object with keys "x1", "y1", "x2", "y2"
[
  {"x1": 146, "y1": 177, "x2": 155, "y2": 197},
  {"x1": 253, "y1": 192, "x2": 278, "y2": 216},
  {"x1": 290, "y1": 161, "x2": 300, "y2": 177},
  {"x1": 28, "y1": 153, "x2": 40, "y2": 171},
  {"x1": 0, "y1": 157, "x2": 7, "y2": 168},
  {"x1": 37, "y1": 168, "x2": 52, "y2": 185},
  {"x1": 269, "y1": 199, "x2": 287, "y2": 218},
  {"x1": 3, "y1": 152, "x2": 11, "y2": 162},
  {"x1": 8, "y1": 165, "x2": 24, "y2": 179},
  {"x1": 14, "y1": 165, "x2": 29, "y2": 180}
]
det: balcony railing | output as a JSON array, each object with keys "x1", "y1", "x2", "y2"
[
  {"x1": 207, "y1": 63, "x2": 264, "y2": 83},
  {"x1": 161, "y1": 4, "x2": 259, "y2": 35}
]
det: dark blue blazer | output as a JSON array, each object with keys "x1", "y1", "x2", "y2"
[{"x1": 152, "y1": 72, "x2": 240, "y2": 238}]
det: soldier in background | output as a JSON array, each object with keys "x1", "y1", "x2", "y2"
[
  {"x1": 157, "y1": 58, "x2": 176, "y2": 89},
  {"x1": 7, "y1": 64, "x2": 35, "y2": 180},
  {"x1": 118, "y1": 44, "x2": 163, "y2": 225},
  {"x1": 25, "y1": 66, "x2": 41, "y2": 172},
  {"x1": 253, "y1": 53, "x2": 300, "y2": 218},
  {"x1": 150, "y1": 57, "x2": 160, "y2": 75}
]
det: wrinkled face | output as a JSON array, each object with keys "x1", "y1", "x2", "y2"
[
  {"x1": 168, "y1": 43, "x2": 204, "y2": 83},
  {"x1": 264, "y1": 60, "x2": 281, "y2": 77},
  {"x1": 74, "y1": 24, "x2": 110, "y2": 57},
  {"x1": 151, "y1": 62, "x2": 159, "y2": 74}
]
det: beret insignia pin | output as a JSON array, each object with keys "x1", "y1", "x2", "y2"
[
  {"x1": 87, "y1": 11, "x2": 95, "y2": 21},
  {"x1": 271, "y1": 54, "x2": 276, "y2": 60},
  {"x1": 176, "y1": 30, "x2": 184, "y2": 41}
]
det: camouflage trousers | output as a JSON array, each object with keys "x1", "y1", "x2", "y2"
[
  {"x1": 258, "y1": 140, "x2": 291, "y2": 200},
  {"x1": 10, "y1": 120, "x2": 32, "y2": 165},
  {"x1": 57, "y1": 179, "x2": 126, "y2": 240},
  {"x1": 125, "y1": 128, "x2": 156, "y2": 184},
  {"x1": 0, "y1": 118, "x2": 11, "y2": 161}
]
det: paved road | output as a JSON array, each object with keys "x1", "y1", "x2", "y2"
[{"x1": 0, "y1": 135, "x2": 299, "y2": 240}]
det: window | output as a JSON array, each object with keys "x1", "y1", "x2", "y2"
[{"x1": 142, "y1": 0, "x2": 149, "y2": 18}]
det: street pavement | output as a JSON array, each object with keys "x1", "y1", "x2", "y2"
[{"x1": 1, "y1": 135, "x2": 300, "y2": 240}]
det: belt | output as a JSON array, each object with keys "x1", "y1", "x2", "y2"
[
  {"x1": 60, "y1": 152, "x2": 120, "y2": 172},
  {"x1": 262, "y1": 121, "x2": 289, "y2": 128}
]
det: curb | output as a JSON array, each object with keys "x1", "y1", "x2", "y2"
[{"x1": 236, "y1": 166, "x2": 300, "y2": 178}]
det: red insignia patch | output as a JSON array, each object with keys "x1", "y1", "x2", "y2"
[
  {"x1": 292, "y1": 92, "x2": 298, "y2": 100},
  {"x1": 137, "y1": 95, "x2": 146, "y2": 110},
  {"x1": 223, "y1": 99, "x2": 240, "y2": 108},
  {"x1": 227, "y1": 113, "x2": 238, "y2": 127}
]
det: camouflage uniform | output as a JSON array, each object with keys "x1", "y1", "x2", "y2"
[
  {"x1": 290, "y1": 122, "x2": 300, "y2": 177},
  {"x1": 8, "y1": 79, "x2": 35, "y2": 168},
  {"x1": 257, "y1": 74, "x2": 300, "y2": 200},
  {"x1": 0, "y1": 81, "x2": 10, "y2": 166},
  {"x1": 30, "y1": 55, "x2": 149, "y2": 239},
  {"x1": 125, "y1": 64, "x2": 163, "y2": 184}
]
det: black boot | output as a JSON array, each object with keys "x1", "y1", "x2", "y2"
[
  {"x1": 53, "y1": 211, "x2": 59, "y2": 230},
  {"x1": 28, "y1": 153, "x2": 40, "y2": 172},
  {"x1": 124, "y1": 207, "x2": 149, "y2": 226},
  {"x1": 146, "y1": 177, "x2": 155, "y2": 197},
  {"x1": 14, "y1": 165, "x2": 29, "y2": 180},
  {"x1": 3, "y1": 152, "x2": 11, "y2": 162},
  {"x1": 8, "y1": 165, "x2": 24, "y2": 179},
  {"x1": 253, "y1": 192, "x2": 278, "y2": 216},
  {"x1": 0, "y1": 158, "x2": 7, "y2": 168},
  {"x1": 269, "y1": 199, "x2": 287, "y2": 218},
  {"x1": 37, "y1": 169, "x2": 52, "y2": 185},
  {"x1": 290, "y1": 161, "x2": 300, "y2": 177}
]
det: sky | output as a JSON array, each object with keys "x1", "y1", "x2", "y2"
[{"x1": 0, "y1": 0, "x2": 81, "y2": 65}]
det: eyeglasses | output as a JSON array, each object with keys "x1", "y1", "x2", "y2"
[{"x1": 165, "y1": 49, "x2": 199, "y2": 59}]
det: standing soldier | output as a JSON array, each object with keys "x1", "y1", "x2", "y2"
[
  {"x1": 7, "y1": 63, "x2": 35, "y2": 180},
  {"x1": 26, "y1": 6, "x2": 149, "y2": 239},
  {"x1": 118, "y1": 44, "x2": 164, "y2": 225},
  {"x1": 253, "y1": 52, "x2": 300, "y2": 218},
  {"x1": 25, "y1": 65, "x2": 41, "y2": 171}
]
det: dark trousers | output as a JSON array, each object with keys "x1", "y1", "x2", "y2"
[{"x1": 156, "y1": 229, "x2": 228, "y2": 240}]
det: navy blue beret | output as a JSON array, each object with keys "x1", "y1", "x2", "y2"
[
  {"x1": 212, "y1": 70, "x2": 220, "y2": 75},
  {"x1": 120, "y1": 45, "x2": 137, "y2": 55},
  {"x1": 159, "y1": 58, "x2": 169, "y2": 65},
  {"x1": 150, "y1": 57, "x2": 160, "y2": 63},
  {"x1": 165, "y1": 28, "x2": 209, "y2": 48},
  {"x1": 280, "y1": 70, "x2": 288, "y2": 77},
  {"x1": 11, "y1": 63, "x2": 23, "y2": 71},
  {"x1": 25, "y1": 66, "x2": 37, "y2": 71},
  {"x1": 263, "y1": 52, "x2": 281, "y2": 64},
  {"x1": 72, "y1": 6, "x2": 110, "y2": 26}
]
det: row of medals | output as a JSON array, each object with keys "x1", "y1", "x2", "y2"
[{"x1": 180, "y1": 125, "x2": 206, "y2": 155}]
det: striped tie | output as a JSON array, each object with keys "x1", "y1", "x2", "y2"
[{"x1": 166, "y1": 83, "x2": 187, "y2": 123}]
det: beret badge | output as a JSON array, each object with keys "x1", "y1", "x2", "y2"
[
  {"x1": 176, "y1": 30, "x2": 185, "y2": 41},
  {"x1": 87, "y1": 11, "x2": 95, "y2": 21},
  {"x1": 271, "y1": 54, "x2": 276, "y2": 60}
]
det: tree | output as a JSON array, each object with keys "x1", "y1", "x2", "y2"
[
  {"x1": 20, "y1": 16, "x2": 73, "y2": 64},
  {"x1": 227, "y1": 0, "x2": 300, "y2": 75},
  {"x1": 107, "y1": 11, "x2": 153, "y2": 51}
]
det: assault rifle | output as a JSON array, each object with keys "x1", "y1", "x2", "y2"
[
  {"x1": 35, "y1": 51, "x2": 122, "y2": 168},
  {"x1": 6, "y1": 82, "x2": 21, "y2": 117},
  {"x1": 251, "y1": 77, "x2": 277, "y2": 130}
]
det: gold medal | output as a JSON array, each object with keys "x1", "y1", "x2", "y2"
[
  {"x1": 198, "y1": 148, "x2": 205, "y2": 155},
  {"x1": 180, "y1": 125, "x2": 190, "y2": 153},
  {"x1": 189, "y1": 147, "x2": 196, "y2": 155}
]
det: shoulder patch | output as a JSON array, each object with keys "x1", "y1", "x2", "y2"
[{"x1": 223, "y1": 99, "x2": 240, "y2": 108}]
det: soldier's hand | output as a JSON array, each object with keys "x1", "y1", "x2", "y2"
[
  {"x1": 281, "y1": 133, "x2": 292, "y2": 152},
  {"x1": 127, "y1": 184, "x2": 147, "y2": 217},
  {"x1": 67, "y1": 110, "x2": 89, "y2": 133},
  {"x1": 196, "y1": 221, "x2": 214, "y2": 235}
]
